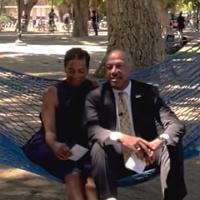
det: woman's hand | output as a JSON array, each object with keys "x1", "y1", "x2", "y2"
[{"x1": 51, "y1": 141, "x2": 72, "y2": 160}]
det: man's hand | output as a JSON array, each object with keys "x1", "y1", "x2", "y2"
[
  {"x1": 140, "y1": 138, "x2": 166, "y2": 164},
  {"x1": 149, "y1": 138, "x2": 165, "y2": 151},
  {"x1": 120, "y1": 134, "x2": 153, "y2": 162}
]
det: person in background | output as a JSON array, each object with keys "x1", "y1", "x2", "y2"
[
  {"x1": 84, "y1": 49, "x2": 187, "y2": 200},
  {"x1": 63, "y1": 12, "x2": 70, "y2": 25},
  {"x1": 91, "y1": 10, "x2": 99, "y2": 36},
  {"x1": 23, "y1": 48, "x2": 98, "y2": 200},
  {"x1": 177, "y1": 12, "x2": 185, "y2": 39},
  {"x1": 63, "y1": 12, "x2": 71, "y2": 32},
  {"x1": 48, "y1": 8, "x2": 57, "y2": 32}
]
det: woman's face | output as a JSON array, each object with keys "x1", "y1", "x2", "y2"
[{"x1": 65, "y1": 59, "x2": 88, "y2": 86}]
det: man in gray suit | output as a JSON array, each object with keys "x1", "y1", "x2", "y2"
[{"x1": 83, "y1": 49, "x2": 187, "y2": 200}]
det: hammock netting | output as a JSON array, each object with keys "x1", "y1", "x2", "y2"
[{"x1": 0, "y1": 44, "x2": 200, "y2": 187}]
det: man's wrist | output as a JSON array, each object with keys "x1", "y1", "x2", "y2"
[{"x1": 158, "y1": 134, "x2": 170, "y2": 145}]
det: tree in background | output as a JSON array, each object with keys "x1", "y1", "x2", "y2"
[
  {"x1": 149, "y1": 0, "x2": 169, "y2": 36},
  {"x1": 71, "y1": 0, "x2": 105, "y2": 37},
  {"x1": 186, "y1": 0, "x2": 200, "y2": 30},
  {"x1": 14, "y1": 0, "x2": 38, "y2": 32},
  {"x1": 90, "y1": 0, "x2": 106, "y2": 17},
  {"x1": 166, "y1": 0, "x2": 180, "y2": 8},
  {"x1": 53, "y1": 0, "x2": 106, "y2": 37},
  {"x1": 7, "y1": 0, "x2": 193, "y2": 77},
  {"x1": 11, "y1": 0, "x2": 104, "y2": 36},
  {"x1": 166, "y1": 0, "x2": 200, "y2": 30},
  {"x1": 50, "y1": 0, "x2": 72, "y2": 23},
  {"x1": 89, "y1": 0, "x2": 105, "y2": 15},
  {"x1": 0, "y1": 0, "x2": 6, "y2": 15},
  {"x1": 95, "y1": 0, "x2": 165, "y2": 77},
  {"x1": 53, "y1": 0, "x2": 89, "y2": 37},
  {"x1": 72, "y1": 0, "x2": 89, "y2": 37}
]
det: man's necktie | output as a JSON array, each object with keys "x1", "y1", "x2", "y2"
[
  {"x1": 118, "y1": 92, "x2": 132, "y2": 134},
  {"x1": 118, "y1": 92, "x2": 132, "y2": 162}
]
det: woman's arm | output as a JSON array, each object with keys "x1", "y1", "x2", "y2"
[
  {"x1": 41, "y1": 86, "x2": 72, "y2": 160},
  {"x1": 41, "y1": 86, "x2": 58, "y2": 148}
]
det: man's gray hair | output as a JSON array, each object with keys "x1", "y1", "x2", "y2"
[{"x1": 106, "y1": 48, "x2": 132, "y2": 66}]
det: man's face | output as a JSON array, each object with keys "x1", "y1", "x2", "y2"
[{"x1": 106, "y1": 50, "x2": 131, "y2": 90}]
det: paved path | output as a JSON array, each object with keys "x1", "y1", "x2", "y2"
[
  {"x1": 0, "y1": 32, "x2": 107, "y2": 79},
  {"x1": 0, "y1": 30, "x2": 200, "y2": 200}
]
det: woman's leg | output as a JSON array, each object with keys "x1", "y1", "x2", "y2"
[
  {"x1": 85, "y1": 177, "x2": 98, "y2": 200},
  {"x1": 65, "y1": 172, "x2": 86, "y2": 200}
]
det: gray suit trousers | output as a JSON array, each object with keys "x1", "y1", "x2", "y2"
[{"x1": 90, "y1": 139, "x2": 187, "y2": 200}]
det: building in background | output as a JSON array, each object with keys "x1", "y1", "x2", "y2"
[{"x1": 4, "y1": 0, "x2": 58, "y2": 20}]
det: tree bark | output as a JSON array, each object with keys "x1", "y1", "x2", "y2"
[
  {"x1": 15, "y1": 0, "x2": 38, "y2": 32},
  {"x1": 0, "y1": 0, "x2": 5, "y2": 15},
  {"x1": 72, "y1": 0, "x2": 89, "y2": 37},
  {"x1": 153, "y1": 0, "x2": 168, "y2": 35},
  {"x1": 95, "y1": 0, "x2": 165, "y2": 77}
]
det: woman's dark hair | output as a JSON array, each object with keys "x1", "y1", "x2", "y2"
[{"x1": 64, "y1": 48, "x2": 90, "y2": 69}]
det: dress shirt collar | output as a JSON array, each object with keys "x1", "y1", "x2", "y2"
[{"x1": 113, "y1": 81, "x2": 132, "y2": 96}]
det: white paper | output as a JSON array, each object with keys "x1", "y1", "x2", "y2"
[
  {"x1": 125, "y1": 153, "x2": 146, "y2": 173},
  {"x1": 68, "y1": 144, "x2": 89, "y2": 161}
]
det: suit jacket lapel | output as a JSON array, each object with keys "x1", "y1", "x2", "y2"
[
  {"x1": 104, "y1": 83, "x2": 117, "y2": 130},
  {"x1": 130, "y1": 80, "x2": 143, "y2": 136}
]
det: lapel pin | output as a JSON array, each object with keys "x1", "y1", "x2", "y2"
[{"x1": 135, "y1": 94, "x2": 142, "y2": 98}]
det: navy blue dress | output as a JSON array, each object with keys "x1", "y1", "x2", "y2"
[{"x1": 22, "y1": 79, "x2": 95, "y2": 181}]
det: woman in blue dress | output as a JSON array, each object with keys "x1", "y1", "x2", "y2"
[{"x1": 23, "y1": 48, "x2": 98, "y2": 200}]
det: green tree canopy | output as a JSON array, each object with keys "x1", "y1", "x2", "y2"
[{"x1": 50, "y1": 0, "x2": 72, "y2": 7}]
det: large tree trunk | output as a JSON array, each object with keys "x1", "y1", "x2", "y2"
[
  {"x1": 153, "y1": 0, "x2": 168, "y2": 35},
  {"x1": 0, "y1": 0, "x2": 6, "y2": 15},
  {"x1": 72, "y1": 0, "x2": 89, "y2": 37},
  {"x1": 95, "y1": 0, "x2": 165, "y2": 77},
  {"x1": 15, "y1": 0, "x2": 38, "y2": 32},
  {"x1": 22, "y1": 0, "x2": 38, "y2": 32}
]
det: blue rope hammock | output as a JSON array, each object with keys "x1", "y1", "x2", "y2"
[{"x1": 0, "y1": 45, "x2": 200, "y2": 187}]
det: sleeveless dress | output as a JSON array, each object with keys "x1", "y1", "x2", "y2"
[{"x1": 22, "y1": 79, "x2": 95, "y2": 181}]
